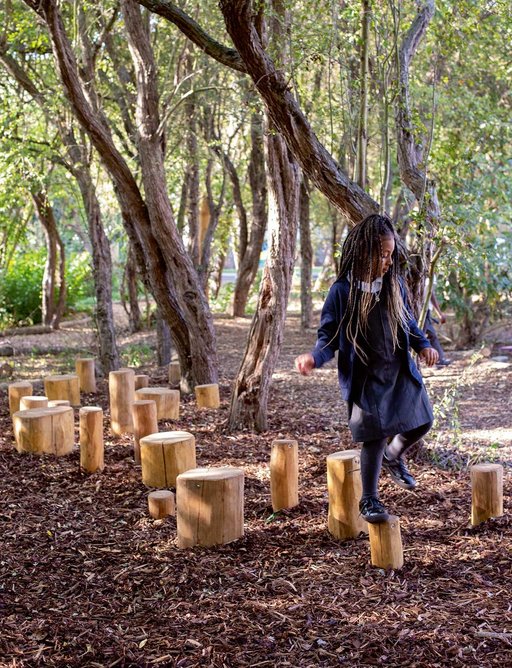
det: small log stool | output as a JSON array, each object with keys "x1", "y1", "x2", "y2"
[
  {"x1": 20, "y1": 396, "x2": 49, "y2": 411},
  {"x1": 168, "y1": 361, "x2": 181, "y2": 385},
  {"x1": 134, "y1": 387, "x2": 179, "y2": 420},
  {"x1": 109, "y1": 368, "x2": 135, "y2": 435},
  {"x1": 194, "y1": 383, "x2": 220, "y2": 409},
  {"x1": 132, "y1": 400, "x2": 158, "y2": 464},
  {"x1": 8, "y1": 381, "x2": 33, "y2": 415},
  {"x1": 368, "y1": 515, "x2": 404, "y2": 570},
  {"x1": 327, "y1": 450, "x2": 368, "y2": 540},
  {"x1": 48, "y1": 400, "x2": 70, "y2": 407},
  {"x1": 13, "y1": 406, "x2": 74, "y2": 456},
  {"x1": 134, "y1": 374, "x2": 149, "y2": 390},
  {"x1": 140, "y1": 431, "x2": 196, "y2": 487},
  {"x1": 471, "y1": 463, "x2": 504, "y2": 526},
  {"x1": 148, "y1": 490, "x2": 175, "y2": 519},
  {"x1": 176, "y1": 467, "x2": 244, "y2": 548},
  {"x1": 44, "y1": 374, "x2": 80, "y2": 407},
  {"x1": 79, "y1": 406, "x2": 104, "y2": 473},
  {"x1": 270, "y1": 439, "x2": 299, "y2": 511},
  {"x1": 75, "y1": 357, "x2": 96, "y2": 393}
]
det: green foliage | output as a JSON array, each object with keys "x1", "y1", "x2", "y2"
[
  {"x1": 65, "y1": 251, "x2": 95, "y2": 313},
  {"x1": 0, "y1": 248, "x2": 44, "y2": 327},
  {"x1": 121, "y1": 342, "x2": 154, "y2": 368}
]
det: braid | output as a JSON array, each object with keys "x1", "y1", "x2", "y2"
[{"x1": 336, "y1": 214, "x2": 409, "y2": 362}]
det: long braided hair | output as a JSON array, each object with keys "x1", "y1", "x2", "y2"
[{"x1": 337, "y1": 214, "x2": 409, "y2": 362}]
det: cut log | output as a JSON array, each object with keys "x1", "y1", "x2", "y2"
[
  {"x1": 20, "y1": 396, "x2": 49, "y2": 411},
  {"x1": 471, "y1": 463, "x2": 504, "y2": 526},
  {"x1": 176, "y1": 467, "x2": 244, "y2": 548},
  {"x1": 168, "y1": 361, "x2": 181, "y2": 385},
  {"x1": 148, "y1": 490, "x2": 175, "y2": 519},
  {"x1": 13, "y1": 406, "x2": 74, "y2": 456},
  {"x1": 79, "y1": 406, "x2": 104, "y2": 473},
  {"x1": 109, "y1": 368, "x2": 135, "y2": 436},
  {"x1": 134, "y1": 387, "x2": 179, "y2": 420},
  {"x1": 8, "y1": 381, "x2": 33, "y2": 415},
  {"x1": 134, "y1": 374, "x2": 149, "y2": 390},
  {"x1": 327, "y1": 450, "x2": 368, "y2": 540},
  {"x1": 368, "y1": 515, "x2": 404, "y2": 569},
  {"x1": 140, "y1": 431, "x2": 196, "y2": 487},
  {"x1": 132, "y1": 399, "x2": 158, "y2": 464},
  {"x1": 194, "y1": 383, "x2": 220, "y2": 409},
  {"x1": 270, "y1": 439, "x2": 299, "y2": 511},
  {"x1": 48, "y1": 400, "x2": 70, "y2": 407},
  {"x1": 75, "y1": 358, "x2": 96, "y2": 393},
  {"x1": 44, "y1": 374, "x2": 80, "y2": 407}
]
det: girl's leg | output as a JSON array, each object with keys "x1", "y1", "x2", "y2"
[
  {"x1": 360, "y1": 437, "x2": 388, "y2": 499},
  {"x1": 386, "y1": 420, "x2": 433, "y2": 460}
]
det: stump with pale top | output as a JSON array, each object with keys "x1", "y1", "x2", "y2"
[
  {"x1": 13, "y1": 406, "x2": 75, "y2": 456},
  {"x1": 134, "y1": 374, "x2": 149, "y2": 390},
  {"x1": 135, "y1": 387, "x2": 179, "y2": 420},
  {"x1": 176, "y1": 467, "x2": 244, "y2": 548},
  {"x1": 327, "y1": 450, "x2": 368, "y2": 540},
  {"x1": 44, "y1": 374, "x2": 80, "y2": 407},
  {"x1": 20, "y1": 396, "x2": 49, "y2": 411},
  {"x1": 148, "y1": 490, "x2": 175, "y2": 519},
  {"x1": 194, "y1": 383, "x2": 220, "y2": 409},
  {"x1": 8, "y1": 381, "x2": 33, "y2": 415},
  {"x1": 75, "y1": 358, "x2": 96, "y2": 393},
  {"x1": 109, "y1": 368, "x2": 135, "y2": 436},
  {"x1": 470, "y1": 463, "x2": 503, "y2": 526},
  {"x1": 132, "y1": 399, "x2": 158, "y2": 464},
  {"x1": 48, "y1": 399, "x2": 70, "y2": 407},
  {"x1": 140, "y1": 431, "x2": 196, "y2": 487},
  {"x1": 368, "y1": 515, "x2": 404, "y2": 570},
  {"x1": 270, "y1": 439, "x2": 299, "y2": 511},
  {"x1": 79, "y1": 407, "x2": 104, "y2": 473}
]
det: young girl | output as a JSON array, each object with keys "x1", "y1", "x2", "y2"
[{"x1": 295, "y1": 214, "x2": 438, "y2": 523}]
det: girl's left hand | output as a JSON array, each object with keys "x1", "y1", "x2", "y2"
[{"x1": 420, "y1": 347, "x2": 439, "y2": 366}]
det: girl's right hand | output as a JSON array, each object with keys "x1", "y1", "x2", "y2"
[{"x1": 295, "y1": 353, "x2": 315, "y2": 376}]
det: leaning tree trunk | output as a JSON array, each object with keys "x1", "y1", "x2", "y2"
[
  {"x1": 122, "y1": 241, "x2": 143, "y2": 334},
  {"x1": 299, "y1": 176, "x2": 313, "y2": 330},
  {"x1": 156, "y1": 309, "x2": 172, "y2": 366}
]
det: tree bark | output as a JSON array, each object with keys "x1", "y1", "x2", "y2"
[
  {"x1": 121, "y1": 242, "x2": 143, "y2": 334},
  {"x1": 156, "y1": 309, "x2": 172, "y2": 366},
  {"x1": 299, "y1": 176, "x2": 313, "y2": 330}
]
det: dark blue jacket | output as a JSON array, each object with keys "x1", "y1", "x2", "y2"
[{"x1": 311, "y1": 276, "x2": 431, "y2": 401}]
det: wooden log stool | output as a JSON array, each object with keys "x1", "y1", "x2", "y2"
[
  {"x1": 134, "y1": 387, "x2": 179, "y2": 420},
  {"x1": 134, "y1": 374, "x2": 149, "y2": 390},
  {"x1": 75, "y1": 358, "x2": 96, "y2": 393},
  {"x1": 470, "y1": 463, "x2": 504, "y2": 526},
  {"x1": 20, "y1": 396, "x2": 49, "y2": 411},
  {"x1": 109, "y1": 368, "x2": 135, "y2": 436},
  {"x1": 79, "y1": 407, "x2": 104, "y2": 473},
  {"x1": 176, "y1": 467, "x2": 244, "y2": 548},
  {"x1": 13, "y1": 406, "x2": 75, "y2": 456},
  {"x1": 368, "y1": 515, "x2": 404, "y2": 570},
  {"x1": 270, "y1": 439, "x2": 299, "y2": 511},
  {"x1": 140, "y1": 431, "x2": 196, "y2": 487},
  {"x1": 194, "y1": 383, "x2": 220, "y2": 409},
  {"x1": 44, "y1": 374, "x2": 80, "y2": 407},
  {"x1": 48, "y1": 400, "x2": 70, "y2": 407},
  {"x1": 148, "y1": 490, "x2": 175, "y2": 519},
  {"x1": 132, "y1": 400, "x2": 158, "y2": 464},
  {"x1": 327, "y1": 450, "x2": 368, "y2": 540},
  {"x1": 168, "y1": 361, "x2": 181, "y2": 385},
  {"x1": 8, "y1": 381, "x2": 33, "y2": 415}
]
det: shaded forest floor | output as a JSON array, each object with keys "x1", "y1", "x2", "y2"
[{"x1": 0, "y1": 310, "x2": 511, "y2": 667}]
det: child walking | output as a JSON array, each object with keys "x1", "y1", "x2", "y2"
[{"x1": 295, "y1": 214, "x2": 438, "y2": 523}]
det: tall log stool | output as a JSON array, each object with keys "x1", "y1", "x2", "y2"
[
  {"x1": 132, "y1": 400, "x2": 158, "y2": 464},
  {"x1": 140, "y1": 431, "x2": 196, "y2": 487},
  {"x1": 194, "y1": 383, "x2": 220, "y2": 409},
  {"x1": 109, "y1": 368, "x2": 135, "y2": 436},
  {"x1": 44, "y1": 374, "x2": 80, "y2": 407},
  {"x1": 75, "y1": 358, "x2": 96, "y2": 393},
  {"x1": 13, "y1": 406, "x2": 74, "y2": 456},
  {"x1": 471, "y1": 463, "x2": 504, "y2": 526},
  {"x1": 79, "y1": 407, "x2": 104, "y2": 473},
  {"x1": 168, "y1": 361, "x2": 181, "y2": 386},
  {"x1": 176, "y1": 467, "x2": 244, "y2": 548},
  {"x1": 134, "y1": 374, "x2": 149, "y2": 390},
  {"x1": 20, "y1": 396, "x2": 49, "y2": 411},
  {"x1": 270, "y1": 439, "x2": 299, "y2": 511},
  {"x1": 368, "y1": 515, "x2": 404, "y2": 570},
  {"x1": 135, "y1": 387, "x2": 179, "y2": 420},
  {"x1": 327, "y1": 450, "x2": 368, "y2": 540},
  {"x1": 8, "y1": 381, "x2": 33, "y2": 415}
]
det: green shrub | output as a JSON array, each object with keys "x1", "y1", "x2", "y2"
[{"x1": 0, "y1": 249, "x2": 45, "y2": 327}]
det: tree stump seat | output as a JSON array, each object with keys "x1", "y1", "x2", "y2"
[
  {"x1": 368, "y1": 515, "x2": 404, "y2": 570},
  {"x1": 194, "y1": 383, "x2": 220, "y2": 409},
  {"x1": 470, "y1": 463, "x2": 503, "y2": 526},
  {"x1": 132, "y1": 400, "x2": 158, "y2": 464},
  {"x1": 176, "y1": 466, "x2": 244, "y2": 548},
  {"x1": 135, "y1": 387, "x2": 179, "y2": 420},
  {"x1": 148, "y1": 490, "x2": 175, "y2": 519},
  {"x1": 140, "y1": 431, "x2": 196, "y2": 487},
  {"x1": 79, "y1": 406, "x2": 104, "y2": 473},
  {"x1": 13, "y1": 406, "x2": 75, "y2": 456},
  {"x1": 168, "y1": 361, "x2": 181, "y2": 385},
  {"x1": 20, "y1": 396, "x2": 49, "y2": 411},
  {"x1": 109, "y1": 368, "x2": 135, "y2": 436},
  {"x1": 270, "y1": 439, "x2": 299, "y2": 511},
  {"x1": 327, "y1": 450, "x2": 368, "y2": 540},
  {"x1": 44, "y1": 374, "x2": 80, "y2": 407},
  {"x1": 75, "y1": 358, "x2": 96, "y2": 393},
  {"x1": 8, "y1": 381, "x2": 33, "y2": 415}
]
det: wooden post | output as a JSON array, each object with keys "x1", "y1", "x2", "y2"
[
  {"x1": 109, "y1": 368, "x2": 135, "y2": 436},
  {"x1": 20, "y1": 396, "x2": 49, "y2": 411},
  {"x1": 148, "y1": 490, "x2": 175, "y2": 519},
  {"x1": 327, "y1": 450, "x2": 368, "y2": 540},
  {"x1": 75, "y1": 358, "x2": 96, "y2": 393},
  {"x1": 368, "y1": 515, "x2": 404, "y2": 569},
  {"x1": 134, "y1": 374, "x2": 149, "y2": 390},
  {"x1": 134, "y1": 387, "x2": 179, "y2": 420},
  {"x1": 132, "y1": 399, "x2": 158, "y2": 464},
  {"x1": 8, "y1": 381, "x2": 33, "y2": 415},
  {"x1": 48, "y1": 400, "x2": 70, "y2": 407},
  {"x1": 13, "y1": 406, "x2": 75, "y2": 456},
  {"x1": 168, "y1": 361, "x2": 181, "y2": 385},
  {"x1": 79, "y1": 407, "x2": 104, "y2": 473},
  {"x1": 44, "y1": 374, "x2": 80, "y2": 407},
  {"x1": 471, "y1": 463, "x2": 504, "y2": 526},
  {"x1": 176, "y1": 467, "x2": 244, "y2": 548},
  {"x1": 270, "y1": 439, "x2": 299, "y2": 511},
  {"x1": 140, "y1": 431, "x2": 196, "y2": 487},
  {"x1": 194, "y1": 383, "x2": 220, "y2": 409}
]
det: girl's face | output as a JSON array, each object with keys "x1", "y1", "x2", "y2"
[{"x1": 373, "y1": 234, "x2": 395, "y2": 278}]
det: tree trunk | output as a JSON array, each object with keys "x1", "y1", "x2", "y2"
[
  {"x1": 122, "y1": 242, "x2": 143, "y2": 334},
  {"x1": 156, "y1": 309, "x2": 173, "y2": 366},
  {"x1": 356, "y1": 0, "x2": 370, "y2": 189},
  {"x1": 299, "y1": 176, "x2": 313, "y2": 330}
]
